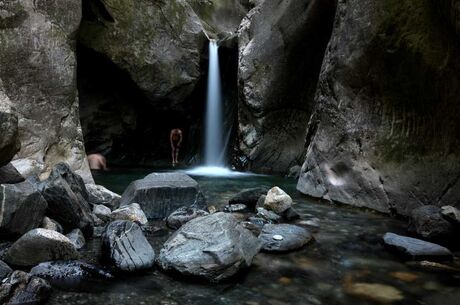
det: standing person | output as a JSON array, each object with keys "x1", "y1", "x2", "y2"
[
  {"x1": 87, "y1": 153, "x2": 108, "y2": 170},
  {"x1": 170, "y1": 128, "x2": 183, "y2": 167}
]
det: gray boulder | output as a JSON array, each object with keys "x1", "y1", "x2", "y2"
[
  {"x1": 0, "y1": 111, "x2": 20, "y2": 167},
  {"x1": 38, "y1": 165, "x2": 94, "y2": 236},
  {"x1": 86, "y1": 184, "x2": 121, "y2": 209},
  {"x1": 158, "y1": 212, "x2": 261, "y2": 282},
  {"x1": 409, "y1": 205, "x2": 453, "y2": 240},
  {"x1": 30, "y1": 261, "x2": 112, "y2": 287},
  {"x1": 0, "y1": 0, "x2": 92, "y2": 183},
  {"x1": 441, "y1": 205, "x2": 460, "y2": 224},
  {"x1": 0, "y1": 163, "x2": 24, "y2": 184},
  {"x1": 0, "y1": 271, "x2": 52, "y2": 305},
  {"x1": 93, "y1": 204, "x2": 112, "y2": 222},
  {"x1": 5, "y1": 229, "x2": 78, "y2": 267},
  {"x1": 110, "y1": 203, "x2": 148, "y2": 225},
  {"x1": 259, "y1": 224, "x2": 312, "y2": 252},
  {"x1": 0, "y1": 181, "x2": 47, "y2": 235},
  {"x1": 0, "y1": 261, "x2": 12, "y2": 281},
  {"x1": 120, "y1": 173, "x2": 205, "y2": 219},
  {"x1": 41, "y1": 217, "x2": 63, "y2": 233},
  {"x1": 66, "y1": 229, "x2": 86, "y2": 250},
  {"x1": 383, "y1": 233, "x2": 453, "y2": 260},
  {"x1": 102, "y1": 221, "x2": 155, "y2": 272},
  {"x1": 229, "y1": 187, "x2": 269, "y2": 211},
  {"x1": 166, "y1": 207, "x2": 209, "y2": 230}
]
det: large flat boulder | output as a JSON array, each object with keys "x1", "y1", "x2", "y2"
[
  {"x1": 5, "y1": 229, "x2": 79, "y2": 267},
  {"x1": 120, "y1": 173, "x2": 205, "y2": 219},
  {"x1": 102, "y1": 220, "x2": 155, "y2": 272},
  {"x1": 0, "y1": 181, "x2": 47, "y2": 236},
  {"x1": 158, "y1": 212, "x2": 261, "y2": 282}
]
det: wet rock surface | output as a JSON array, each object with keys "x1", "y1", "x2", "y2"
[
  {"x1": 0, "y1": 271, "x2": 52, "y2": 305},
  {"x1": 409, "y1": 205, "x2": 453, "y2": 240},
  {"x1": 158, "y1": 212, "x2": 261, "y2": 282},
  {"x1": 0, "y1": 181, "x2": 47, "y2": 236},
  {"x1": 383, "y1": 233, "x2": 453, "y2": 260},
  {"x1": 166, "y1": 207, "x2": 209, "y2": 230},
  {"x1": 229, "y1": 187, "x2": 269, "y2": 211},
  {"x1": 5, "y1": 229, "x2": 78, "y2": 267},
  {"x1": 102, "y1": 220, "x2": 155, "y2": 272},
  {"x1": 259, "y1": 224, "x2": 312, "y2": 252},
  {"x1": 120, "y1": 173, "x2": 204, "y2": 219}
]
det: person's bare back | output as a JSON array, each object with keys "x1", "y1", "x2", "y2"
[{"x1": 88, "y1": 153, "x2": 107, "y2": 170}]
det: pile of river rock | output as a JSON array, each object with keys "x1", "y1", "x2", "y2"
[{"x1": 0, "y1": 161, "x2": 459, "y2": 304}]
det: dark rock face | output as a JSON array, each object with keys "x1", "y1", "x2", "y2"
[
  {"x1": 39, "y1": 164, "x2": 94, "y2": 235},
  {"x1": 0, "y1": 0, "x2": 92, "y2": 183},
  {"x1": 0, "y1": 163, "x2": 24, "y2": 184},
  {"x1": 383, "y1": 233, "x2": 453, "y2": 260},
  {"x1": 0, "y1": 181, "x2": 47, "y2": 236},
  {"x1": 166, "y1": 206, "x2": 209, "y2": 230},
  {"x1": 237, "y1": 0, "x2": 336, "y2": 174},
  {"x1": 258, "y1": 224, "x2": 312, "y2": 252},
  {"x1": 79, "y1": 0, "x2": 206, "y2": 106},
  {"x1": 5, "y1": 229, "x2": 78, "y2": 267},
  {"x1": 102, "y1": 220, "x2": 155, "y2": 272},
  {"x1": 0, "y1": 271, "x2": 52, "y2": 305},
  {"x1": 0, "y1": 111, "x2": 20, "y2": 167},
  {"x1": 229, "y1": 187, "x2": 268, "y2": 210},
  {"x1": 297, "y1": 0, "x2": 460, "y2": 215},
  {"x1": 120, "y1": 173, "x2": 204, "y2": 219},
  {"x1": 158, "y1": 212, "x2": 261, "y2": 282},
  {"x1": 30, "y1": 261, "x2": 112, "y2": 287},
  {"x1": 409, "y1": 205, "x2": 453, "y2": 240}
]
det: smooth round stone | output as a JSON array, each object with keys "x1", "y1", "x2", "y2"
[{"x1": 273, "y1": 235, "x2": 284, "y2": 241}]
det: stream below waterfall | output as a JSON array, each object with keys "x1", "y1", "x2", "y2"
[{"x1": 47, "y1": 168, "x2": 460, "y2": 305}]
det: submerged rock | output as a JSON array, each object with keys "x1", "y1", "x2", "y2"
[
  {"x1": 110, "y1": 203, "x2": 148, "y2": 225},
  {"x1": 30, "y1": 261, "x2": 112, "y2": 287},
  {"x1": 5, "y1": 229, "x2": 78, "y2": 267},
  {"x1": 229, "y1": 187, "x2": 269, "y2": 210},
  {"x1": 120, "y1": 173, "x2": 205, "y2": 219},
  {"x1": 344, "y1": 282, "x2": 404, "y2": 303},
  {"x1": 383, "y1": 233, "x2": 452, "y2": 260},
  {"x1": 264, "y1": 187, "x2": 293, "y2": 214},
  {"x1": 409, "y1": 205, "x2": 453, "y2": 240},
  {"x1": 166, "y1": 207, "x2": 209, "y2": 230},
  {"x1": 66, "y1": 229, "x2": 86, "y2": 250},
  {"x1": 258, "y1": 224, "x2": 312, "y2": 252},
  {"x1": 102, "y1": 220, "x2": 155, "y2": 272},
  {"x1": 0, "y1": 271, "x2": 52, "y2": 305},
  {"x1": 158, "y1": 212, "x2": 261, "y2": 282},
  {"x1": 0, "y1": 181, "x2": 47, "y2": 236},
  {"x1": 0, "y1": 163, "x2": 24, "y2": 184},
  {"x1": 86, "y1": 184, "x2": 121, "y2": 209}
]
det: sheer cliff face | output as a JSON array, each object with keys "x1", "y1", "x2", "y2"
[
  {"x1": 236, "y1": 0, "x2": 336, "y2": 174},
  {"x1": 297, "y1": 0, "x2": 460, "y2": 215},
  {"x1": 0, "y1": 0, "x2": 93, "y2": 182}
]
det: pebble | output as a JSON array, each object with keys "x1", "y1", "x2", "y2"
[{"x1": 273, "y1": 235, "x2": 284, "y2": 241}]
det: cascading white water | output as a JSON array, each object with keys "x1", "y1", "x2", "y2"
[{"x1": 204, "y1": 40, "x2": 224, "y2": 166}]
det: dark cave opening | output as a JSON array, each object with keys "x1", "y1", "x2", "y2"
[{"x1": 76, "y1": 40, "x2": 239, "y2": 168}]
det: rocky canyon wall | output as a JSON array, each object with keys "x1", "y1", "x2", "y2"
[
  {"x1": 0, "y1": 0, "x2": 92, "y2": 182},
  {"x1": 297, "y1": 0, "x2": 460, "y2": 215}
]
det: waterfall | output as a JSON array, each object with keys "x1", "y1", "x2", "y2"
[{"x1": 204, "y1": 40, "x2": 224, "y2": 166}]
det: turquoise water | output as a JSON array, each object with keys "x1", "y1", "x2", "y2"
[{"x1": 47, "y1": 168, "x2": 460, "y2": 305}]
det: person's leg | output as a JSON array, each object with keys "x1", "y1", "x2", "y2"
[
  {"x1": 175, "y1": 148, "x2": 180, "y2": 165},
  {"x1": 171, "y1": 147, "x2": 176, "y2": 165}
]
